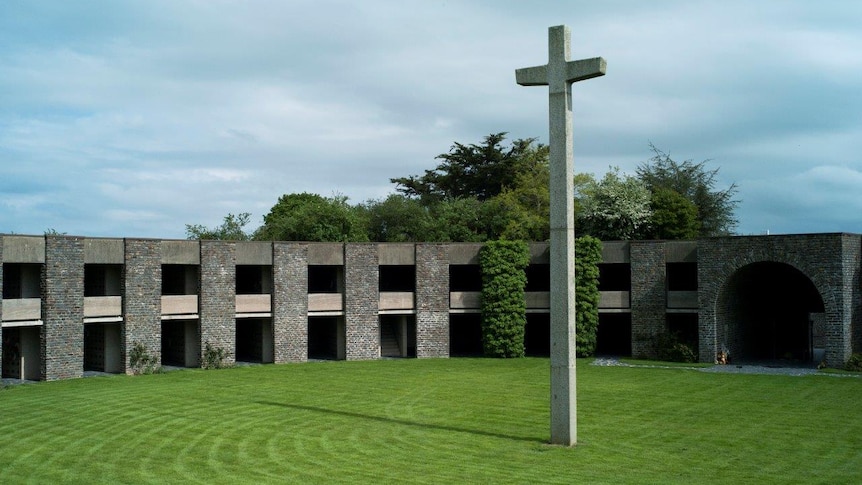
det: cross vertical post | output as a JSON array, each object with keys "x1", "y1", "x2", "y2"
[{"x1": 516, "y1": 25, "x2": 606, "y2": 447}]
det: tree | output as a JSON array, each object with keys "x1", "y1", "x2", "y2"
[
  {"x1": 391, "y1": 133, "x2": 544, "y2": 202},
  {"x1": 362, "y1": 194, "x2": 436, "y2": 242},
  {"x1": 647, "y1": 187, "x2": 701, "y2": 240},
  {"x1": 483, "y1": 154, "x2": 551, "y2": 241},
  {"x1": 186, "y1": 212, "x2": 253, "y2": 240},
  {"x1": 637, "y1": 144, "x2": 738, "y2": 236},
  {"x1": 428, "y1": 198, "x2": 488, "y2": 242},
  {"x1": 389, "y1": 133, "x2": 551, "y2": 242},
  {"x1": 254, "y1": 193, "x2": 368, "y2": 242},
  {"x1": 577, "y1": 168, "x2": 652, "y2": 240}
]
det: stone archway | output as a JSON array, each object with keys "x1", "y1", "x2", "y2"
[{"x1": 716, "y1": 262, "x2": 825, "y2": 363}]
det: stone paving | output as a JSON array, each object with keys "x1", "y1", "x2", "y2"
[
  {"x1": 1, "y1": 377, "x2": 35, "y2": 386},
  {"x1": 592, "y1": 357, "x2": 860, "y2": 377}
]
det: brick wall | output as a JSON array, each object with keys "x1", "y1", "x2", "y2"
[
  {"x1": 630, "y1": 241, "x2": 666, "y2": 359},
  {"x1": 124, "y1": 239, "x2": 161, "y2": 373},
  {"x1": 840, "y1": 234, "x2": 861, "y2": 363},
  {"x1": 200, "y1": 241, "x2": 235, "y2": 366},
  {"x1": 43, "y1": 236, "x2": 85, "y2": 380},
  {"x1": 345, "y1": 244, "x2": 379, "y2": 360},
  {"x1": 273, "y1": 243, "x2": 308, "y2": 363},
  {"x1": 698, "y1": 234, "x2": 853, "y2": 366},
  {"x1": 415, "y1": 244, "x2": 449, "y2": 358},
  {"x1": 5, "y1": 234, "x2": 861, "y2": 380}
]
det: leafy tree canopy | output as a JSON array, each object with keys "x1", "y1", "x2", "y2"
[
  {"x1": 362, "y1": 194, "x2": 436, "y2": 242},
  {"x1": 430, "y1": 197, "x2": 489, "y2": 242},
  {"x1": 484, "y1": 160, "x2": 550, "y2": 241},
  {"x1": 184, "y1": 138, "x2": 738, "y2": 244},
  {"x1": 637, "y1": 144, "x2": 738, "y2": 236},
  {"x1": 186, "y1": 212, "x2": 253, "y2": 240},
  {"x1": 255, "y1": 193, "x2": 368, "y2": 242},
  {"x1": 391, "y1": 133, "x2": 544, "y2": 203},
  {"x1": 647, "y1": 187, "x2": 701, "y2": 240},
  {"x1": 577, "y1": 168, "x2": 652, "y2": 240}
]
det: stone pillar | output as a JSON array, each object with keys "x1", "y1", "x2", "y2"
[
  {"x1": 273, "y1": 242, "x2": 308, "y2": 363},
  {"x1": 416, "y1": 243, "x2": 449, "y2": 358},
  {"x1": 399, "y1": 315, "x2": 408, "y2": 357},
  {"x1": 630, "y1": 241, "x2": 666, "y2": 359},
  {"x1": 124, "y1": 239, "x2": 162, "y2": 373},
  {"x1": 831, "y1": 234, "x2": 862, "y2": 365},
  {"x1": 695, "y1": 238, "x2": 726, "y2": 363},
  {"x1": 200, "y1": 241, "x2": 236, "y2": 366},
  {"x1": 345, "y1": 244, "x2": 379, "y2": 360},
  {"x1": 41, "y1": 236, "x2": 85, "y2": 380},
  {"x1": 261, "y1": 319, "x2": 274, "y2": 363}
]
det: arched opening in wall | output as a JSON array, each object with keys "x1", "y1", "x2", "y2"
[
  {"x1": 449, "y1": 313, "x2": 483, "y2": 356},
  {"x1": 718, "y1": 262, "x2": 824, "y2": 363},
  {"x1": 596, "y1": 313, "x2": 632, "y2": 357},
  {"x1": 525, "y1": 313, "x2": 550, "y2": 356},
  {"x1": 379, "y1": 315, "x2": 416, "y2": 358},
  {"x1": 308, "y1": 316, "x2": 345, "y2": 360}
]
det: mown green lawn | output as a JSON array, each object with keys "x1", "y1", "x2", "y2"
[{"x1": 0, "y1": 358, "x2": 860, "y2": 484}]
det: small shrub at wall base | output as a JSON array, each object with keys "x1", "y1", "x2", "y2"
[
  {"x1": 128, "y1": 342, "x2": 160, "y2": 375},
  {"x1": 654, "y1": 332, "x2": 698, "y2": 363},
  {"x1": 202, "y1": 342, "x2": 231, "y2": 370},
  {"x1": 845, "y1": 353, "x2": 862, "y2": 372}
]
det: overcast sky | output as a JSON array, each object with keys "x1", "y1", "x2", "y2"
[{"x1": 2, "y1": 1, "x2": 861, "y2": 239}]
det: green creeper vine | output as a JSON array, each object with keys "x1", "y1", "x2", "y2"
[
  {"x1": 575, "y1": 236, "x2": 602, "y2": 357},
  {"x1": 479, "y1": 240, "x2": 531, "y2": 358}
]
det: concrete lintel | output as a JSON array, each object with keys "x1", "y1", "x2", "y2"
[
  {"x1": 161, "y1": 240, "x2": 200, "y2": 264},
  {"x1": 2, "y1": 236, "x2": 45, "y2": 263},
  {"x1": 84, "y1": 238, "x2": 124, "y2": 264},
  {"x1": 236, "y1": 241, "x2": 273, "y2": 265},
  {"x1": 1, "y1": 319, "x2": 44, "y2": 327}
]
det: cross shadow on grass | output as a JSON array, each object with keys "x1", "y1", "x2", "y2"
[{"x1": 254, "y1": 401, "x2": 545, "y2": 444}]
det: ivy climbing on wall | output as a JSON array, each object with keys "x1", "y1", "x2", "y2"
[
  {"x1": 575, "y1": 236, "x2": 602, "y2": 357},
  {"x1": 478, "y1": 237, "x2": 601, "y2": 358},
  {"x1": 479, "y1": 240, "x2": 531, "y2": 358}
]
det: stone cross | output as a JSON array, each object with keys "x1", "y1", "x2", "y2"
[{"x1": 516, "y1": 25, "x2": 606, "y2": 447}]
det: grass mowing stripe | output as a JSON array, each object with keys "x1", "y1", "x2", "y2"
[{"x1": 0, "y1": 358, "x2": 860, "y2": 483}]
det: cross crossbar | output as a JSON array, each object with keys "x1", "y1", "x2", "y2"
[{"x1": 515, "y1": 57, "x2": 606, "y2": 87}]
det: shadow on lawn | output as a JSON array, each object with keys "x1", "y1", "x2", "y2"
[{"x1": 254, "y1": 400, "x2": 545, "y2": 444}]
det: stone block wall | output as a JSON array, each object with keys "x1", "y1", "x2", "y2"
[
  {"x1": 200, "y1": 241, "x2": 236, "y2": 365},
  {"x1": 630, "y1": 241, "x2": 666, "y2": 359},
  {"x1": 345, "y1": 244, "x2": 379, "y2": 360},
  {"x1": 42, "y1": 236, "x2": 85, "y2": 380},
  {"x1": 840, "y1": 234, "x2": 861, "y2": 363},
  {"x1": 698, "y1": 234, "x2": 852, "y2": 366},
  {"x1": 4, "y1": 233, "x2": 862, "y2": 379},
  {"x1": 416, "y1": 244, "x2": 449, "y2": 358},
  {"x1": 273, "y1": 242, "x2": 308, "y2": 363},
  {"x1": 124, "y1": 239, "x2": 161, "y2": 372}
]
